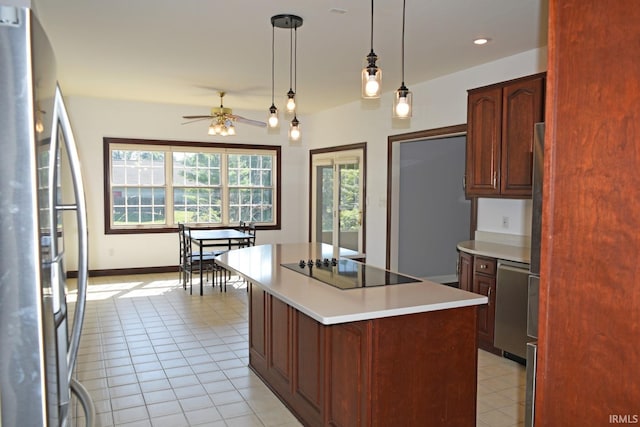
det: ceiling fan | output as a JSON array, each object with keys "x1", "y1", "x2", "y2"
[{"x1": 182, "y1": 91, "x2": 266, "y2": 136}]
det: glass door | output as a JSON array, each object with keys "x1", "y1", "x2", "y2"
[{"x1": 311, "y1": 149, "x2": 364, "y2": 252}]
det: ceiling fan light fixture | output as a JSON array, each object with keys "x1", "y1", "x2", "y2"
[
  {"x1": 227, "y1": 123, "x2": 236, "y2": 135},
  {"x1": 208, "y1": 122, "x2": 216, "y2": 135},
  {"x1": 289, "y1": 116, "x2": 301, "y2": 141}
]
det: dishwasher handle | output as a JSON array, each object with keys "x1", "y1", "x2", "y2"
[{"x1": 497, "y1": 260, "x2": 530, "y2": 274}]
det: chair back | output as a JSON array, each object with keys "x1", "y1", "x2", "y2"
[
  {"x1": 247, "y1": 223, "x2": 257, "y2": 246},
  {"x1": 178, "y1": 223, "x2": 187, "y2": 265}
]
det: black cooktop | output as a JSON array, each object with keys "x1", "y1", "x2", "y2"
[{"x1": 281, "y1": 258, "x2": 420, "y2": 290}]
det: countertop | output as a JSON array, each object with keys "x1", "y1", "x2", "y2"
[
  {"x1": 457, "y1": 240, "x2": 530, "y2": 264},
  {"x1": 216, "y1": 243, "x2": 487, "y2": 325}
]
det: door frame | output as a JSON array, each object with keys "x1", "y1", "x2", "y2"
[
  {"x1": 386, "y1": 124, "x2": 477, "y2": 270},
  {"x1": 309, "y1": 142, "x2": 367, "y2": 254}
]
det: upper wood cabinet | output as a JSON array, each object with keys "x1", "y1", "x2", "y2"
[{"x1": 466, "y1": 73, "x2": 545, "y2": 197}]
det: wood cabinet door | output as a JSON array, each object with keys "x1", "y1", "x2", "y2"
[
  {"x1": 249, "y1": 285, "x2": 267, "y2": 370},
  {"x1": 458, "y1": 251, "x2": 473, "y2": 292},
  {"x1": 473, "y1": 273, "x2": 497, "y2": 353},
  {"x1": 326, "y1": 322, "x2": 370, "y2": 427},
  {"x1": 268, "y1": 296, "x2": 292, "y2": 394},
  {"x1": 466, "y1": 87, "x2": 502, "y2": 196},
  {"x1": 501, "y1": 75, "x2": 545, "y2": 196},
  {"x1": 292, "y1": 311, "x2": 324, "y2": 426}
]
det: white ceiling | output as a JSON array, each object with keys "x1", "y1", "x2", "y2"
[{"x1": 33, "y1": 0, "x2": 548, "y2": 115}]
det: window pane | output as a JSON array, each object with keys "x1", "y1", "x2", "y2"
[
  {"x1": 229, "y1": 206, "x2": 239, "y2": 223},
  {"x1": 113, "y1": 187, "x2": 125, "y2": 205},
  {"x1": 126, "y1": 188, "x2": 140, "y2": 205},
  {"x1": 112, "y1": 150, "x2": 165, "y2": 186},
  {"x1": 141, "y1": 188, "x2": 153, "y2": 205},
  {"x1": 262, "y1": 155, "x2": 272, "y2": 168},
  {"x1": 173, "y1": 187, "x2": 221, "y2": 224},
  {"x1": 173, "y1": 152, "x2": 221, "y2": 187},
  {"x1": 126, "y1": 207, "x2": 139, "y2": 223},
  {"x1": 262, "y1": 170, "x2": 272, "y2": 186},
  {"x1": 251, "y1": 170, "x2": 261, "y2": 186},
  {"x1": 113, "y1": 207, "x2": 126, "y2": 224},
  {"x1": 153, "y1": 188, "x2": 165, "y2": 205}
]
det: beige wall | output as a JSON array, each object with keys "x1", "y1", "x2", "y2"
[
  {"x1": 65, "y1": 97, "x2": 307, "y2": 271},
  {"x1": 64, "y1": 47, "x2": 546, "y2": 272}
]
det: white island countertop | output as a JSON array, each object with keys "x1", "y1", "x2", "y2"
[{"x1": 216, "y1": 243, "x2": 487, "y2": 325}]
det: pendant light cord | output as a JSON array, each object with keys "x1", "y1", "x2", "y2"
[
  {"x1": 294, "y1": 26, "x2": 298, "y2": 93},
  {"x1": 271, "y1": 24, "x2": 275, "y2": 104},
  {"x1": 401, "y1": 0, "x2": 406, "y2": 85},
  {"x1": 370, "y1": 0, "x2": 374, "y2": 51},
  {"x1": 289, "y1": 26, "x2": 293, "y2": 91}
]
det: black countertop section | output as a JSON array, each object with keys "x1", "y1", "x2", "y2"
[{"x1": 281, "y1": 258, "x2": 420, "y2": 290}]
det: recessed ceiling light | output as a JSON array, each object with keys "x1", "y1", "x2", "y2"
[
  {"x1": 329, "y1": 7, "x2": 348, "y2": 14},
  {"x1": 473, "y1": 38, "x2": 491, "y2": 45}
]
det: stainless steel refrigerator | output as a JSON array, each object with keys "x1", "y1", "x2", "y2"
[
  {"x1": 525, "y1": 122, "x2": 544, "y2": 427},
  {"x1": 0, "y1": 4, "x2": 94, "y2": 426}
]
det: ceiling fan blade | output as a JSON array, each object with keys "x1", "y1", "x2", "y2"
[
  {"x1": 182, "y1": 115, "x2": 214, "y2": 119},
  {"x1": 230, "y1": 114, "x2": 267, "y2": 128},
  {"x1": 181, "y1": 117, "x2": 213, "y2": 125}
]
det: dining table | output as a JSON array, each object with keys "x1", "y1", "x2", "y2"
[{"x1": 188, "y1": 228, "x2": 253, "y2": 295}]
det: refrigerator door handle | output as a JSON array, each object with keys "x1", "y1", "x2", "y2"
[
  {"x1": 50, "y1": 85, "x2": 89, "y2": 379},
  {"x1": 70, "y1": 378, "x2": 96, "y2": 427}
]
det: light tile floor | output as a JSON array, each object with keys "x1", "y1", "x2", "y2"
[{"x1": 69, "y1": 272, "x2": 525, "y2": 426}]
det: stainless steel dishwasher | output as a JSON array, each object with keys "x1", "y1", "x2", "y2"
[{"x1": 494, "y1": 260, "x2": 530, "y2": 360}]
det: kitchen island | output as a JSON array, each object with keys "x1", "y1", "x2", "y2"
[{"x1": 216, "y1": 243, "x2": 487, "y2": 426}]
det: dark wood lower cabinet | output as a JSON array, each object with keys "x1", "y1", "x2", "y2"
[
  {"x1": 293, "y1": 310, "x2": 324, "y2": 426},
  {"x1": 474, "y1": 272, "x2": 498, "y2": 354},
  {"x1": 249, "y1": 283, "x2": 479, "y2": 426}
]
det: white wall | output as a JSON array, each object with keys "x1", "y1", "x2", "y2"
[
  {"x1": 305, "y1": 48, "x2": 547, "y2": 268},
  {"x1": 65, "y1": 47, "x2": 546, "y2": 272},
  {"x1": 65, "y1": 97, "x2": 307, "y2": 271}
]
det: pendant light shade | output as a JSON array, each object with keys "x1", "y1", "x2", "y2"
[
  {"x1": 286, "y1": 89, "x2": 296, "y2": 113},
  {"x1": 362, "y1": 0, "x2": 381, "y2": 98},
  {"x1": 289, "y1": 116, "x2": 301, "y2": 141},
  {"x1": 393, "y1": 84, "x2": 412, "y2": 118},
  {"x1": 267, "y1": 22, "x2": 279, "y2": 128},
  {"x1": 393, "y1": 0, "x2": 412, "y2": 118},
  {"x1": 268, "y1": 104, "x2": 278, "y2": 128}
]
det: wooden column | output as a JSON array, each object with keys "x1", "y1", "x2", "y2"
[{"x1": 537, "y1": 0, "x2": 640, "y2": 424}]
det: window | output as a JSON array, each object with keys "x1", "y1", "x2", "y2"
[{"x1": 104, "y1": 138, "x2": 281, "y2": 234}]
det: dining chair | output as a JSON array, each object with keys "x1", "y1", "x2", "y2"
[{"x1": 179, "y1": 224, "x2": 220, "y2": 294}]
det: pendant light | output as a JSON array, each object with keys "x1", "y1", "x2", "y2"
[
  {"x1": 289, "y1": 116, "x2": 301, "y2": 141},
  {"x1": 286, "y1": 24, "x2": 296, "y2": 113},
  {"x1": 393, "y1": 0, "x2": 412, "y2": 118},
  {"x1": 289, "y1": 26, "x2": 301, "y2": 140},
  {"x1": 267, "y1": 22, "x2": 279, "y2": 128},
  {"x1": 362, "y1": 0, "x2": 381, "y2": 98},
  {"x1": 271, "y1": 14, "x2": 303, "y2": 140}
]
